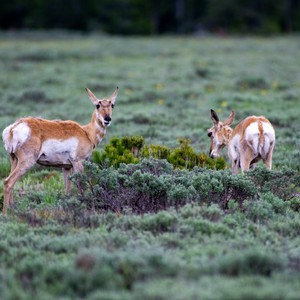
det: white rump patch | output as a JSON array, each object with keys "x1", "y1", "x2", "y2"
[
  {"x1": 261, "y1": 122, "x2": 275, "y2": 158},
  {"x1": 245, "y1": 123, "x2": 260, "y2": 154},
  {"x1": 244, "y1": 121, "x2": 275, "y2": 157},
  {"x1": 262, "y1": 122, "x2": 275, "y2": 140},
  {"x1": 245, "y1": 122, "x2": 259, "y2": 138},
  {"x1": 2, "y1": 121, "x2": 31, "y2": 153}
]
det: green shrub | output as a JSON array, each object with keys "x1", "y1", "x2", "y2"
[
  {"x1": 121, "y1": 136, "x2": 145, "y2": 154},
  {"x1": 92, "y1": 137, "x2": 138, "y2": 167},
  {"x1": 138, "y1": 211, "x2": 178, "y2": 233},
  {"x1": 260, "y1": 192, "x2": 287, "y2": 214},
  {"x1": 167, "y1": 184, "x2": 197, "y2": 206},
  {"x1": 215, "y1": 249, "x2": 286, "y2": 277},
  {"x1": 72, "y1": 247, "x2": 180, "y2": 293},
  {"x1": 236, "y1": 77, "x2": 270, "y2": 90},
  {"x1": 167, "y1": 138, "x2": 199, "y2": 169},
  {"x1": 244, "y1": 198, "x2": 274, "y2": 223},
  {"x1": 0, "y1": 158, "x2": 10, "y2": 179},
  {"x1": 91, "y1": 136, "x2": 226, "y2": 171},
  {"x1": 192, "y1": 169, "x2": 257, "y2": 208},
  {"x1": 141, "y1": 144, "x2": 171, "y2": 160},
  {"x1": 246, "y1": 166, "x2": 300, "y2": 201},
  {"x1": 186, "y1": 219, "x2": 231, "y2": 236},
  {"x1": 200, "y1": 203, "x2": 223, "y2": 222},
  {"x1": 289, "y1": 198, "x2": 300, "y2": 212},
  {"x1": 167, "y1": 138, "x2": 226, "y2": 170}
]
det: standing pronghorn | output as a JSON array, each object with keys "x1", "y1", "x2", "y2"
[
  {"x1": 2, "y1": 87, "x2": 118, "y2": 214},
  {"x1": 207, "y1": 109, "x2": 275, "y2": 175}
]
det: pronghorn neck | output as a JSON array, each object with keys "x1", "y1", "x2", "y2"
[
  {"x1": 83, "y1": 111, "x2": 107, "y2": 147},
  {"x1": 221, "y1": 125, "x2": 233, "y2": 146}
]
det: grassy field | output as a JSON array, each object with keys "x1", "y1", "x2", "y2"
[{"x1": 0, "y1": 32, "x2": 299, "y2": 299}]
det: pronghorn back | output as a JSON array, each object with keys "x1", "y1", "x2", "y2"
[{"x1": 3, "y1": 117, "x2": 90, "y2": 153}]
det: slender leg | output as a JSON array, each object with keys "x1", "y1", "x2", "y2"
[
  {"x1": 228, "y1": 143, "x2": 239, "y2": 175},
  {"x1": 240, "y1": 157, "x2": 251, "y2": 174},
  {"x1": 240, "y1": 150, "x2": 253, "y2": 174},
  {"x1": 63, "y1": 168, "x2": 73, "y2": 192},
  {"x1": 9, "y1": 154, "x2": 18, "y2": 173},
  {"x1": 264, "y1": 145, "x2": 274, "y2": 170},
  {"x1": 3, "y1": 158, "x2": 35, "y2": 214},
  {"x1": 239, "y1": 143, "x2": 257, "y2": 174},
  {"x1": 63, "y1": 161, "x2": 84, "y2": 193},
  {"x1": 73, "y1": 161, "x2": 84, "y2": 173},
  {"x1": 232, "y1": 159, "x2": 239, "y2": 175}
]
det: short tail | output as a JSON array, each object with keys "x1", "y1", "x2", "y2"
[{"x1": 258, "y1": 121, "x2": 266, "y2": 158}]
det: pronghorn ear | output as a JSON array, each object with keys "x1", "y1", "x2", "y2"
[
  {"x1": 85, "y1": 88, "x2": 99, "y2": 105},
  {"x1": 223, "y1": 110, "x2": 235, "y2": 126},
  {"x1": 210, "y1": 109, "x2": 219, "y2": 126},
  {"x1": 110, "y1": 86, "x2": 119, "y2": 105}
]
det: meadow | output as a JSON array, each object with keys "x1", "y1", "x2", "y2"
[{"x1": 0, "y1": 32, "x2": 299, "y2": 299}]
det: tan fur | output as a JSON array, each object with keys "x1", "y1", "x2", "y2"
[
  {"x1": 2, "y1": 87, "x2": 118, "y2": 214},
  {"x1": 208, "y1": 110, "x2": 275, "y2": 175}
]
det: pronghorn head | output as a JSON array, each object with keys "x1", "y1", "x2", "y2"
[
  {"x1": 207, "y1": 109, "x2": 235, "y2": 159},
  {"x1": 85, "y1": 87, "x2": 119, "y2": 127}
]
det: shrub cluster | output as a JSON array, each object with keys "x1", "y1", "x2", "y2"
[
  {"x1": 2, "y1": 200, "x2": 297, "y2": 299},
  {"x1": 69, "y1": 158, "x2": 255, "y2": 214},
  {"x1": 67, "y1": 159, "x2": 300, "y2": 215},
  {"x1": 14, "y1": 161, "x2": 299, "y2": 231},
  {"x1": 245, "y1": 166, "x2": 300, "y2": 202},
  {"x1": 92, "y1": 136, "x2": 226, "y2": 170}
]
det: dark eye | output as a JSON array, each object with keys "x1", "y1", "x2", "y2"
[
  {"x1": 208, "y1": 132, "x2": 213, "y2": 137},
  {"x1": 96, "y1": 103, "x2": 100, "y2": 109},
  {"x1": 111, "y1": 104, "x2": 114, "y2": 109}
]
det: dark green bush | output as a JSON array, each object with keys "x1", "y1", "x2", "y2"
[
  {"x1": 289, "y1": 198, "x2": 300, "y2": 212},
  {"x1": 246, "y1": 165, "x2": 300, "y2": 201},
  {"x1": 186, "y1": 219, "x2": 231, "y2": 236},
  {"x1": 215, "y1": 249, "x2": 286, "y2": 277},
  {"x1": 137, "y1": 211, "x2": 178, "y2": 233},
  {"x1": 244, "y1": 198, "x2": 275, "y2": 223},
  {"x1": 71, "y1": 247, "x2": 180, "y2": 293},
  {"x1": 236, "y1": 78, "x2": 270, "y2": 90},
  {"x1": 192, "y1": 168, "x2": 257, "y2": 208}
]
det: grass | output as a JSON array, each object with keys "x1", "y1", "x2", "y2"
[{"x1": 0, "y1": 32, "x2": 299, "y2": 299}]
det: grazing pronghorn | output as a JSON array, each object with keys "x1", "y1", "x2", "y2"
[
  {"x1": 207, "y1": 109, "x2": 275, "y2": 175},
  {"x1": 2, "y1": 87, "x2": 118, "y2": 214}
]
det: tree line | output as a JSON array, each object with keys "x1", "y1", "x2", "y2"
[{"x1": 1, "y1": 0, "x2": 299, "y2": 34}]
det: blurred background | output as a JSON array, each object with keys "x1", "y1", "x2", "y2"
[{"x1": 0, "y1": 0, "x2": 300, "y2": 35}]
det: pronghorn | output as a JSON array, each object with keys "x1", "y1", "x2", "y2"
[
  {"x1": 2, "y1": 87, "x2": 118, "y2": 214},
  {"x1": 207, "y1": 109, "x2": 275, "y2": 175}
]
